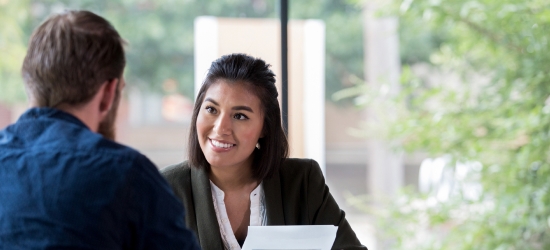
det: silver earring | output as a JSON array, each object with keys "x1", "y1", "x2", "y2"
[{"x1": 256, "y1": 142, "x2": 260, "y2": 149}]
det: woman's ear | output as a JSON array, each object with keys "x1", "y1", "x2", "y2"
[{"x1": 260, "y1": 125, "x2": 266, "y2": 138}]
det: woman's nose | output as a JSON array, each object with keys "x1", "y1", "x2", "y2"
[{"x1": 213, "y1": 115, "x2": 231, "y2": 135}]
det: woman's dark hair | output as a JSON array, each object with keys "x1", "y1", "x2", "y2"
[{"x1": 188, "y1": 53, "x2": 289, "y2": 180}]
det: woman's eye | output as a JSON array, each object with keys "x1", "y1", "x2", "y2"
[
  {"x1": 205, "y1": 106, "x2": 217, "y2": 114},
  {"x1": 234, "y1": 113, "x2": 249, "y2": 120}
]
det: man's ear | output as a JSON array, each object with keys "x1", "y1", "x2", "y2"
[{"x1": 99, "y1": 78, "x2": 119, "y2": 116}]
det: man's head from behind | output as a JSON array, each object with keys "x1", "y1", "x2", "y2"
[{"x1": 22, "y1": 10, "x2": 126, "y2": 140}]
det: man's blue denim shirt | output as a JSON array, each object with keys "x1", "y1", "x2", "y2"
[{"x1": 0, "y1": 108, "x2": 199, "y2": 250}]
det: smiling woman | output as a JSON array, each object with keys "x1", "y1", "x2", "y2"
[
  {"x1": 197, "y1": 81, "x2": 264, "y2": 175},
  {"x1": 161, "y1": 53, "x2": 367, "y2": 250}
]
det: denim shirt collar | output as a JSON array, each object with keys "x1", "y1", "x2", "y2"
[{"x1": 18, "y1": 107, "x2": 89, "y2": 130}]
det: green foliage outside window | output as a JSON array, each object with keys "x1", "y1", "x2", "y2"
[
  {"x1": 340, "y1": 0, "x2": 550, "y2": 249},
  {"x1": 0, "y1": 0, "x2": 31, "y2": 103}
]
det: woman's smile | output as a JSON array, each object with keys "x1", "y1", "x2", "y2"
[{"x1": 209, "y1": 138, "x2": 236, "y2": 151}]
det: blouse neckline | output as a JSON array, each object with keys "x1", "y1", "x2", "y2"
[{"x1": 209, "y1": 180, "x2": 266, "y2": 250}]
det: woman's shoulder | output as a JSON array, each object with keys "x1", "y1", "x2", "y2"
[
  {"x1": 160, "y1": 161, "x2": 192, "y2": 184},
  {"x1": 281, "y1": 158, "x2": 317, "y2": 167},
  {"x1": 279, "y1": 158, "x2": 323, "y2": 178}
]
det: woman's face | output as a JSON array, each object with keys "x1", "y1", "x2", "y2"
[{"x1": 196, "y1": 80, "x2": 264, "y2": 171}]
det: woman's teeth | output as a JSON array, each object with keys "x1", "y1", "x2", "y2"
[{"x1": 212, "y1": 139, "x2": 234, "y2": 148}]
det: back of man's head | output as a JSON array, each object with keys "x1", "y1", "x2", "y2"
[{"x1": 22, "y1": 10, "x2": 126, "y2": 108}]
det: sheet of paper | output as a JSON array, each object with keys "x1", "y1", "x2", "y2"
[{"x1": 242, "y1": 225, "x2": 338, "y2": 250}]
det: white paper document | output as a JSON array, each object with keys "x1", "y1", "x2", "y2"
[{"x1": 242, "y1": 225, "x2": 338, "y2": 250}]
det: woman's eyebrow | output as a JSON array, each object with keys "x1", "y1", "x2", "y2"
[
  {"x1": 204, "y1": 97, "x2": 254, "y2": 112},
  {"x1": 204, "y1": 98, "x2": 219, "y2": 105},
  {"x1": 233, "y1": 106, "x2": 253, "y2": 113}
]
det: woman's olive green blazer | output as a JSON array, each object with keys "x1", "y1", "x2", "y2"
[{"x1": 161, "y1": 158, "x2": 367, "y2": 250}]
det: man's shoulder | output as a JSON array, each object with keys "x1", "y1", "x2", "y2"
[
  {"x1": 1, "y1": 111, "x2": 153, "y2": 181},
  {"x1": 61, "y1": 133, "x2": 147, "y2": 172},
  {"x1": 45, "y1": 117, "x2": 146, "y2": 166},
  {"x1": 90, "y1": 136, "x2": 143, "y2": 160},
  {"x1": 2, "y1": 110, "x2": 140, "y2": 158}
]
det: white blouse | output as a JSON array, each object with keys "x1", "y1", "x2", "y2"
[{"x1": 210, "y1": 181, "x2": 267, "y2": 250}]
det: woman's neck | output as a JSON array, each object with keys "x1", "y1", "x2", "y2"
[{"x1": 209, "y1": 163, "x2": 258, "y2": 192}]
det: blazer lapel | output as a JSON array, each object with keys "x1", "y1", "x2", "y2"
[
  {"x1": 263, "y1": 169, "x2": 285, "y2": 225},
  {"x1": 190, "y1": 167, "x2": 224, "y2": 249}
]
